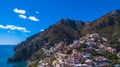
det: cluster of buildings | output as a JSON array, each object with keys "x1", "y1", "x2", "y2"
[{"x1": 37, "y1": 33, "x2": 120, "y2": 67}]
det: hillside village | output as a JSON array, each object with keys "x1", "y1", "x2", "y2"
[{"x1": 28, "y1": 33, "x2": 120, "y2": 67}]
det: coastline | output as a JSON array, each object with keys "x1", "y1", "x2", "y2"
[{"x1": 0, "y1": 45, "x2": 27, "y2": 67}]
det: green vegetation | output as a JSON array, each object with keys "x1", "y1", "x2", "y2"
[
  {"x1": 102, "y1": 51, "x2": 120, "y2": 64},
  {"x1": 80, "y1": 43, "x2": 87, "y2": 48},
  {"x1": 30, "y1": 49, "x2": 46, "y2": 61},
  {"x1": 29, "y1": 63, "x2": 37, "y2": 67},
  {"x1": 91, "y1": 49, "x2": 98, "y2": 56},
  {"x1": 31, "y1": 63, "x2": 37, "y2": 67},
  {"x1": 50, "y1": 57, "x2": 56, "y2": 63},
  {"x1": 77, "y1": 48, "x2": 86, "y2": 52},
  {"x1": 62, "y1": 49, "x2": 72, "y2": 55}
]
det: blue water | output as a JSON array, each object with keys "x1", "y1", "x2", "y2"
[{"x1": 0, "y1": 45, "x2": 27, "y2": 67}]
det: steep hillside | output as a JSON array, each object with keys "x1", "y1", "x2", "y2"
[
  {"x1": 83, "y1": 10, "x2": 120, "y2": 39},
  {"x1": 9, "y1": 19, "x2": 86, "y2": 61}
]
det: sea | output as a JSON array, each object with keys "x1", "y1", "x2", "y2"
[{"x1": 0, "y1": 45, "x2": 27, "y2": 67}]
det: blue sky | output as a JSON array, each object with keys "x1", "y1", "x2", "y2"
[{"x1": 0, "y1": 0, "x2": 120, "y2": 45}]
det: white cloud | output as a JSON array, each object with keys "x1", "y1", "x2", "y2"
[
  {"x1": 13, "y1": 8, "x2": 26, "y2": 14},
  {"x1": 40, "y1": 29, "x2": 44, "y2": 32},
  {"x1": 7, "y1": 31, "x2": 15, "y2": 33},
  {"x1": 36, "y1": 11, "x2": 39, "y2": 14},
  {"x1": 28, "y1": 16, "x2": 39, "y2": 21},
  {"x1": 0, "y1": 24, "x2": 30, "y2": 33},
  {"x1": 13, "y1": 8, "x2": 40, "y2": 22},
  {"x1": 7, "y1": 31, "x2": 11, "y2": 33},
  {"x1": 19, "y1": 14, "x2": 27, "y2": 19},
  {"x1": 22, "y1": 34, "x2": 29, "y2": 37}
]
